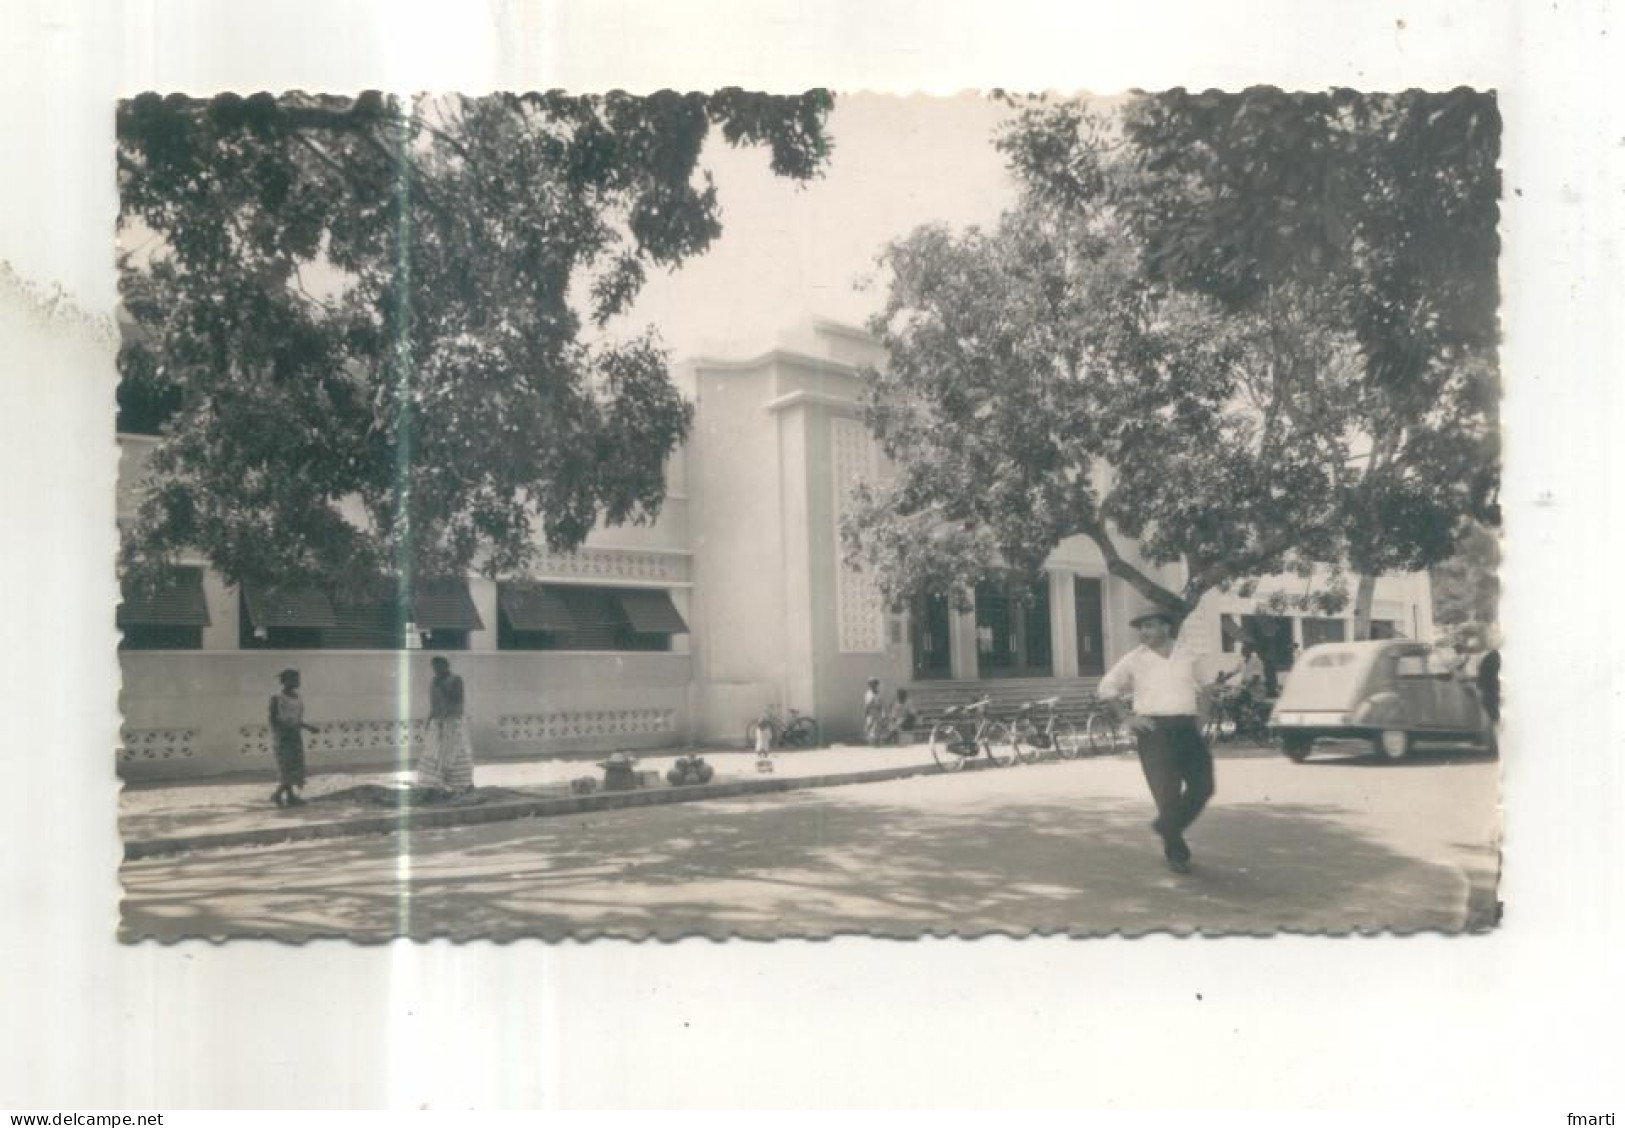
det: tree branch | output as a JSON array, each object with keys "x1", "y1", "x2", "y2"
[
  {"x1": 1185, "y1": 527, "x2": 1303, "y2": 599},
  {"x1": 1075, "y1": 513, "x2": 1186, "y2": 615}
]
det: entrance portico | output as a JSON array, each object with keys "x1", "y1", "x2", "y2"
[{"x1": 907, "y1": 566, "x2": 1113, "y2": 684}]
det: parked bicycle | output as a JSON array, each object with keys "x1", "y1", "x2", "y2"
[
  {"x1": 927, "y1": 697, "x2": 1015, "y2": 772},
  {"x1": 1009, "y1": 696, "x2": 1083, "y2": 764},
  {"x1": 746, "y1": 705, "x2": 820, "y2": 750},
  {"x1": 1202, "y1": 670, "x2": 1272, "y2": 745},
  {"x1": 1079, "y1": 695, "x2": 1136, "y2": 755}
]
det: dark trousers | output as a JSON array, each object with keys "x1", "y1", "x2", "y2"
[{"x1": 1135, "y1": 717, "x2": 1215, "y2": 840}]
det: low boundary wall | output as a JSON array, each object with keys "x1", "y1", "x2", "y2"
[{"x1": 118, "y1": 650, "x2": 694, "y2": 782}]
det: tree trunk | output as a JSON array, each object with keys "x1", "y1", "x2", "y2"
[
  {"x1": 1081, "y1": 526, "x2": 1192, "y2": 622},
  {"x1": 1351, "y1": 573, "x2": 1378, "y2": 640}
]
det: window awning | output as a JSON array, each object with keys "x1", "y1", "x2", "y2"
[
  {"x1": 616, "y1": 589, "x2": 689, "y2": 634},
  {"x1": 322, "y1": 597, "x2": 402, "y2": 649},
  {"x1": 242, "y1": 584, "x2": 338, "y2": 629},
  {"x1": 411, "y1": 580, "x2": 484, "y2": 631},
  {"x1": 118, "y1": 567, "x2": 211, "y2": 627},
  {"x1": 499, "y1": 583, "x2": 576, "y2": 632}
]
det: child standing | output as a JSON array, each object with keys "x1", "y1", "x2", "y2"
[
  {"x1": 754, "y1": 707, "x2": 776, "y2": 772},
  {"x1": 269, "y1": 668, "x2": 319, "y2": 807},
  {"x1": 863, "y1": 677, "x2": 884, "y2": 745}
]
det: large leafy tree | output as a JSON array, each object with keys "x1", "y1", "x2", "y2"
[
  {"x1": 1430, "y1": 519, "x2": 1501, "y2": 650},
  {"x1": 843, "y1": 200, "x2": 1351, "y2": 620},
  {"x1": 118, "y1": 89, "x2": 832, "y2": 593},
  {"x1": 998, "y1": 88, "x2": 1501, "y2": 634},
  {"x1": 844, "y1": 90, "x2": 1498, "y2": 631}
]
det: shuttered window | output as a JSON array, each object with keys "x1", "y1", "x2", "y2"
[
  {"x1": 119, "y1": 566, "x2": 209, "y2": 650},
  {"x1": 241, "y1": 580, "x2": 480, "y2": 650},
  {"x1": 498, "y1": 583, "x2": 682, "y2": 652}
]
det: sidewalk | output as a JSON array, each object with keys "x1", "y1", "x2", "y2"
[
  {"x1": 119, "y1": 737, "x2": 1288, "y2": 860},
  {"x1": 120, "y1": 741, "x2": 971, "y2": 859}
]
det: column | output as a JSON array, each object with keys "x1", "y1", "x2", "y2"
[
  {"x1": 950, "y1": 597, "x2": 980, "y2": 681},
  {"x1": 1051, "y1": 569, "x2": 1078, "y2": 678}
]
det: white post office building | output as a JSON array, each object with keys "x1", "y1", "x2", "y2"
[{"x1": 118, "y1": 321, "x2": 1434, "y2": 780}]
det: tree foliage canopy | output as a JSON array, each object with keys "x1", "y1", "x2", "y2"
[
  {"x1": 118, "y1": 89, "x2": 832, "y2": 592},
  {"x1": 1430, "y1": 519, "x2": 1501, "y2": 648},
  {"x1": 845, "y1": 88, "x2": 1499, "y2": 621}
]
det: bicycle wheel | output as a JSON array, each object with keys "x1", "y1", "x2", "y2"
[
  {"x1": 1204, "y1": 712, "x2": 1237, "y2": 744},
  {"x1": 930, "y1": 723, "x2": 968, "y2": 772},
  {"x1": 1085, "y1": 713, "x2": 1119, "y2": 754},
  {"x1": 981, "y1": 721, "x2": 1015, "y2": 767},
  {"x1": 1009, "y1": 719, "x2": 1039, "y2": 764},
  {"x1": 1052, "y1": 720, "x2": 1082, "y2": 760},
  {"x1": 783, "y1": 717, "x2": 819, "y2": 748}
]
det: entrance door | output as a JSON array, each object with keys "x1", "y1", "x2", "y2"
[
  {"x1": 974, "y1": 578, "x2": 1052, "y2": 677},
  {"x1": 910, "y1": 592, "x2": 952, "y2": 680},
  {"x1": 1075, "y1": 577, "x2": 1106, "y2": 676}
]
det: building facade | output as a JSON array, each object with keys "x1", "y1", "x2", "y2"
[{"x1": 117, "y1": 320, "x2": 1434, "y2": 780}]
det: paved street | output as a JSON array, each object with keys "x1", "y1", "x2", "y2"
[{"x1": 121, "y1": 745, "x2": 1500, "y2": 941}]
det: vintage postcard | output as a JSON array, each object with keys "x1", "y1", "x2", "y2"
[{"x1": 111, "y1": 88, "x2": 1502, "y2": 942}]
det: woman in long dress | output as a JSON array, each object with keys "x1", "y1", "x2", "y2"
[{"x1": 418, "y1": 656, "x2": 475, "y2": 794}]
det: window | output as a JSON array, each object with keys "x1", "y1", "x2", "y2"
[
  {"x1": 240, "y1": 580, "x2": 482, "y2": 650},
  {"x1": 1302, "y1": 617, "x2": 1348, "y2": 648},
  {"x1": 498, "y1": 583, "x2": 687, "y2": 652},
  {"x1": 240, "y1": 585, "x2": 337, "y2": 649},
  {"x1": 323, "y1": 590, "x2": 408, "y2": 650},
  {"x1": 410, "y1": 579, "x2": 484, "y2": 651},
  {"x1": 118, "y1": 566, "x2": 209, "y2": 650},
  {"x1": 1369, "y1": 620, "x2": 1403, "y2": 640},
  {"x1": 1394, "y1": 654, "x2": 1430, "y2": 678},
  {"x1": 1231, "y1": 614, "x2": 1295, "y2": 686},
  {"x1": 120, "y1": 623, "x2": 204, "y2": 651},
  {"x1": 497, "y1": 582, "x2": 573, "y2": 650}
]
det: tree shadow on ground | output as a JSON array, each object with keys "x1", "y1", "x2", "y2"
[
  {"x1": 117, "y1": 783, "x2": 544, "y2": 840},
  {"x1": 121, "y1": 776, "x2": 1494, "y2": 942}
]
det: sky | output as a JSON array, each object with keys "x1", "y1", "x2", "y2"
[
  {"x1": 113, "y1": 92, "x2": 1022, "y2": 365},
  {"x1": 613, "y1": 92, "x2": 1019, "y2": 359}
]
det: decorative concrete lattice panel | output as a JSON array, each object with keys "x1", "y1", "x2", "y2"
[
  {"x1": 831, "y1": 416, "x2": 887, "y2": 653},
  {"x1": 239, "y1": 718, "x2": 428, "y2": 758},
  {"x1": 533, "y1": 547, "x2": 686, "y2": 583},
  {"x1": 119, "y1": 728, "x2": 197, "y2": 762},
  {"x1": 497, "y1": 709, "x2": 676, "y2": 744}
]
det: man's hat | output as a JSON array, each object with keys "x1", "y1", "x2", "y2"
[
  {"x1": 1128, "y1": 605, "x2": 1177, "y2": 628},
  {"x1": 277, "y1": 668, "x2": 300, "y2": 681}
]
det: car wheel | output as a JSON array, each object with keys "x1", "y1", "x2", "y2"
[
  {"x1": 1280, "y1": 735, "x2": 1312, "y2": 762},
  {"x1": 1375, "y1": 729, "x2": 1411, "y2": 761}
]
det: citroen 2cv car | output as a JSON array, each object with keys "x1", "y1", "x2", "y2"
[{"x1": 1268, "y1": 640, "x2": 1496, "y2": 762}]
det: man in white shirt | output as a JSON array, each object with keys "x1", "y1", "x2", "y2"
[{"x1": 1098, "y1": 604, "x2": 1215, "y2": 874}]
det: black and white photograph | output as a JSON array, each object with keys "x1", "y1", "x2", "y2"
[
  {"x1": 110, "y1": 87, "x2": 1503, "y2": 941},
  {"x1": 3, "y1": 0, "x2": 1621, "y2": 1113}
]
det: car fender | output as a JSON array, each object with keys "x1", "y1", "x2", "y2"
[{"x1": 1353, "y1": 690, "x2": 1407, "y2": 728}]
